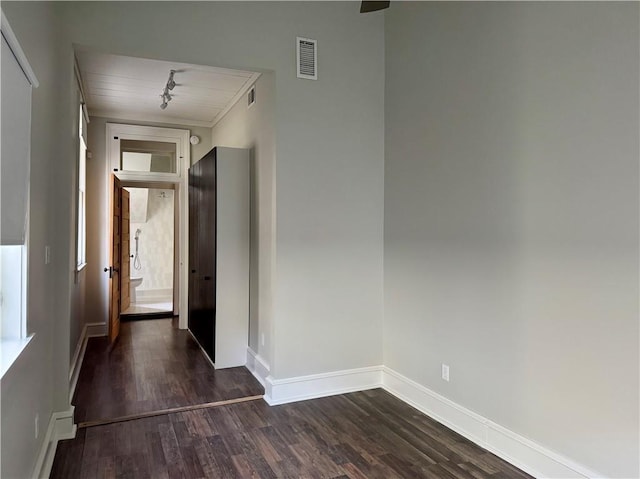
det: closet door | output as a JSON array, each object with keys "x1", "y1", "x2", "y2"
[
  {"x1": 198, "y1": 150, "x2": 217, "y2": 361},
  {"x1": 188, "y1": 160, "x2": 206, "y2": 348}
]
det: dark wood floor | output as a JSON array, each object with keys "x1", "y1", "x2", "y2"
[
  {"x1": 73, "y1": 318, "x2": 264, "y2": 423},
  {"x1": 54, "y1": 389, "x2": 533, "y2": 479}
]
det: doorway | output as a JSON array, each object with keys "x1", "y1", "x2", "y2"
[
  {"x1": 106, "y1": 123, "x2": 190, "y2": 331},
  {"x1": 121, "y1": 186, "x2": 175, "y2": 317}
]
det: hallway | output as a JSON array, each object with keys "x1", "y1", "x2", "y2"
[{"x1": 72, "y1": 319, "x2": 264, "y2": 425}]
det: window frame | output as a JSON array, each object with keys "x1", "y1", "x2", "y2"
[
  {"x1": 76, "y1": 103, "x2": 88, "y2": 272},
  {"x1": 0, "y1": 9, "x2": 38, "y2": 376}
]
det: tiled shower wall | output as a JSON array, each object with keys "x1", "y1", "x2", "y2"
[{"x1": 129, "y1": 188, "x2": 174, "y2": 294}]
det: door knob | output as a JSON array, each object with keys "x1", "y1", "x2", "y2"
[{"x1": 103, "y1": 266, "x2": 119, "y2": 277}]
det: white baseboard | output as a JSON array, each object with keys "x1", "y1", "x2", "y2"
[
  {"x1": 246, "y1": 348, "x2": 270, "y2": 387},
  {"x1": 86, "y1": 322, "x2": 107, "y2": 338},
  {"x1": 31, "y1": 407, "x2": 77, "y2": 479},
  {"x1": 381, "y1": 367, "x2": 604, "y2": 479},
  {"x1": 263, "y1": 365, "x2": 383, "y2": 406},
  {"x1": 136, "y1": 288, "x2": 173, "y2": 304},
  {"x1": 69, "y1": 322, "x2": 106, "y2": 403},
  {"x1": 260, "y1": 364, "x2": 602, "y2": 478}
]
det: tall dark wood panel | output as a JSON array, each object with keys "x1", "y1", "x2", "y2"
[{"x1": 188, "y1": 147, "x2": 249, "y2": 367}]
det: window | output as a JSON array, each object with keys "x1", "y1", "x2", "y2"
[
  {"x1": 1, "y1": 13, "x2": 38, "y2": 375},
  {"x1": 77, "y1": 104, "x2": 87, "y2": 269},
  {"x1": 106, "y1": 123, "x2": 187, "y2": 183}
]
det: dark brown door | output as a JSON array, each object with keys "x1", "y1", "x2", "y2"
[
  {"x1": 188, "y1": 161, "x2": 200, "y2": 338},
  {"x1": 188, "y1": 148, "x2": 217, "y2": 362}
]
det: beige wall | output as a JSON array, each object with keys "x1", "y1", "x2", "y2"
[
  {"x1": 211, "y1": 73, "x2": 275, "y2": 365},
  {"x1": 383, "y1": 3, "x2": 639, "y2": 477}
]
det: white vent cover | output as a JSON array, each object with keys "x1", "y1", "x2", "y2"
[{"x1": 296, "y1": 37, "x2": 317, "y2": 80}]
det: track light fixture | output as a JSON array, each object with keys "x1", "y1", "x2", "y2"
[{"x1": 159, "y1": 69, "x2": 177, "y2": 110}]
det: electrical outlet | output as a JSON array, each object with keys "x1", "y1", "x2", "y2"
[
  {"x1": 261, "y1": 333, "x2": 265, "y2": 346},
  {"x1": 441, "y1": 364, "x2": 450, "y2": 382},
  {"x1": 45, "y1": 246, "x2": 50, "y2": 265},
  {"x1": 35, "y1": 413, "x2": 39, "y2": 439}
]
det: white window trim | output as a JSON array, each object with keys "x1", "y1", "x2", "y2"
[
  {"x1": 1, "y1": 9, "x2": 38, "y2": 377},
  {"x1": 107, "y1": 123, "x2": 187, "y2": 183},
  {"x1": 1, "y1": 11, "x2": 38, "y2": 88},
  {"x1": 76, "y1": 111, "x2": 87, "y2": 273}
]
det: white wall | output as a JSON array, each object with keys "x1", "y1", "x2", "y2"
[
  {"x1": 384, "y1": 3, "x2": 639, "y2": 478},
  {"x1": 61, "y1": 1, "x2": 385, "y2": 379},
  {"x1": 211, "y1": 73, "x2": 275, "y2": 366},
  {"x1": 128, "y1": 188, "x2": 174, "y2": 294},
  {"x1": 1, "y1": 3, "x2": 71, "y2": 478}
]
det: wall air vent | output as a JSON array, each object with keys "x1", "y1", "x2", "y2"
[
  {"x1": 247, "y1": 85, "x2": 256, "y2": 108},
  {"x1": 296, "y1": 37, "x2": 317, "y2": 80}
]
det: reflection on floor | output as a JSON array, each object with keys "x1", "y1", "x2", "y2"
[
  {"x1": 52, "y1": 389, "x2": 534, "y2": 479},
  {"x1": 121, "y1": 301, "x2": 173, "y2": 315},
  {"x1": 72, "y1": 318, "x2": 264, "y2": 424}
]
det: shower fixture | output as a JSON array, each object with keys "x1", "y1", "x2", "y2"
[{"x1": 134, "y1": 229, "x2": 142, "y2": 270}]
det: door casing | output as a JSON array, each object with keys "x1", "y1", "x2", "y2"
[{"x1": 106, "y1": 123, "x2": 190, "y2": 328}]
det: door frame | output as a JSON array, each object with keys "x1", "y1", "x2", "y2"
[{"x1": 106, "y1": 123, "x2": 190, "y2": 329}]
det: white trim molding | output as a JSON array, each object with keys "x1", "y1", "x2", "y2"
[
  {"x1": 31, "y1": 407, "x2": 77, "y2": 479},
  {"x1": 1, "y1": 10, "x2": 39, "y2": 87},
  {"x1": 246, "y1": 348, "x2": 270, "y2": 388},
  {"x1": 263, "y1": 365, "x2": 383, "y2": 406},
  {"x1": 69, "y1": 322, "x2": 107, "y2": 402},
  {"x1": 381, "y1": 367, "x2": 604, "y2": 479}
]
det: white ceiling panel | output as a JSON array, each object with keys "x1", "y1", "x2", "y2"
[{"x1": 76, "y1": 51, "x2": 260, "y2": 127}]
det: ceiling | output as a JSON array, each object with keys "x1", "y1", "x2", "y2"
[{"x1": 75, "y1": 51, "x2": 260, "y2": 127}]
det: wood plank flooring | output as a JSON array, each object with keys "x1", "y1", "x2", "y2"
[
  {"x1": 53, "y1": 389, "x2": 533, "y2": 479},
  {"x1": 63, "y1": 319, "x2": 533, "y2": 478},
  {"x1": 73, "y1": 318, "x2": 264, "y2": 423}
]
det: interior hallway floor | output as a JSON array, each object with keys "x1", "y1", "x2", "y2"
[
  {"x1": 72, "y1": 318, "x2": 264, "y2": 424},
  {"x1": 52, "y1": 388, "x2": 534, "y2": 479}
]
